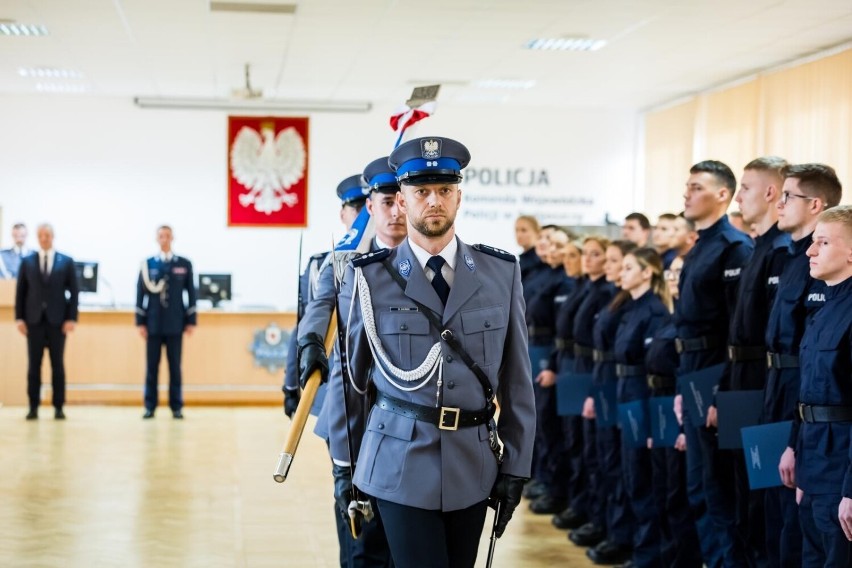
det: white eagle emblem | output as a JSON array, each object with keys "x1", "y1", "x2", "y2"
[
  {"x1": 421, "y1": 139, "x2": 441, "y2": 159},
  {"x1": 230, "y1": 125, "x2": 306, "y2": 214}
]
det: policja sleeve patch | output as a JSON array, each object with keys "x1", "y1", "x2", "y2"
[{"x1": 472, "y1": 244, "x2": 515, "y2": 262}]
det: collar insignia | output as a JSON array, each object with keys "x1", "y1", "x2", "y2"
[{"x1": 398, "y1": 258, "x2": 412, "y2": 278}]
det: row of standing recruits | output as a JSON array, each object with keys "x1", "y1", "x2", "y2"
[
  {"x1": 520, "y1": 159, "x2": 850, "y2": 567},
  {"x1": 285, "y1": 137, "x2": 536, "y2": 568},
  {"x1": 10, "y1": 223, "x2": 195, "y2": 420}
]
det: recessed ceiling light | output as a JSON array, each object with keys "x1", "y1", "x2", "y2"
[
  {"x1": 0, "y1": 22, "x2": 48, "y2": 36},
  {"x1": 36, "y1": 83, "x2": 87, "y2": 94},
  {"x1": 19, "y1": 67, "x2": 83, "y2": 79},
  {"x1": 475, "y1": 79, "x2": 536, "y2": 90},
  {"x1": 525, "y1": 37, "x2": 606, "y2": 52}
]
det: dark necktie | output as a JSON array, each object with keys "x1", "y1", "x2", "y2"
[
  {"x1": 426, "y1": 255, "x2": 450, "y2": 305},
  {"x1": 42, "y1": 254, "x2": 49, "y2": 280}
]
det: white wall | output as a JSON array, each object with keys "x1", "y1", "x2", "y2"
[{"x1": 0, "y1": 94, "x2": 639, "y2": 310}]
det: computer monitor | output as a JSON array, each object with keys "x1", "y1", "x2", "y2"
[
  {"x1": 74, "y1": 262, "x2": 98, "y2": 293},
  {"x1": 198, "y1": 274, "x2": 231, "y2": 308}
]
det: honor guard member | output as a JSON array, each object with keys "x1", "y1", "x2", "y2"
[
  {"x1": 795, "y1": 204, "x2": 852, "y2": 565},
  {"x1": 136, "y1": 225, "x2": 197, "y2": 419},
  {"x1": 767, "y1": 164, "x2": 839, "y2": 567},
  {"x1": 297, "y1": 163, "x2": 402, "y2": 568},
  {"x1": 676, "y1": 161, "x2": 753, "y2": 566},
  {"x1": 283, "y1": 174, "x2": 368, "y2": 418},
  {"x1": 0, "y1": 222, "x2": 30, "y2": 278},
  {"x1": 709, "y1": 157, "x2": 789, "y2": 566},
  {"x1": 321, "y1": 137, "x2": 535, "y2": 568}
]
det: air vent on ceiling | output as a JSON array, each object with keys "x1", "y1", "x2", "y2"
[{"x1": 210, "y1": 2, "x2": 297, "y2": 14}]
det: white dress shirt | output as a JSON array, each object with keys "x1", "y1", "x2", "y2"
[
  {"x1": 38, "y1": 248, "x2": 56, "y2": 276},
  {"x1": 408, "y1": 237, "x2": 457, "y2": 287}
]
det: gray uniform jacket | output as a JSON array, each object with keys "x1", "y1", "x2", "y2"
[{"x1": 331, "y1": 237, "x2": 535, "y2": 512}]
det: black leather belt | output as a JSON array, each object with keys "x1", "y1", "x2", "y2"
[
  {"x1": 593, "y1": 349, "x2": 615, "y2": 363},
  {"x1": 555, "y1": 338, "x2": 575, "y2": 352},
  {"x1": 767, "y1": 352, "x2": 799, "y2": 369},
  {"x1": 574, "y1": 344, "x2": 594, "y2": 358},
  {"x1": 798, "y1": 403, "x2": 852, "y2": 423},
  {"x1": 375, "y1": 391, "x2": 494, "y2": 431},
  {"x1": 616, "y1": 364, "x2": 646, "y2": 378},
  {"x1": 728, "y1": 345, "x2": 766, "y2": 362},
  {"x1": 675, "y1": 335, "x2": 722, "y2": 354},
  {"x1": 647, "y1": 374, "x2": 676, "y2": 389},
  {"x1": 528, "y1": 326, "x2": 553, "y2": 338}
]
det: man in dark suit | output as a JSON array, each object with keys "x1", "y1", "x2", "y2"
[{"x1": 14, "y1": 223, "x2": 79, "y2": 420}]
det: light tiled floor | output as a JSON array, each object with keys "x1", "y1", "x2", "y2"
[{"x1": 0, "y1": 406, "x2": 594, "y2": 567}]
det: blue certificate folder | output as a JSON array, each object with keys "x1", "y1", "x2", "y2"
[
  {"x1": 649, "y1": 396, "x2": 679, "y2": 447},
  {"x1": 557, "y1": 372, "x2": 593, "y2": 416},
  {"x1": 528, "y1": 345, "x2": 552, "y2": 375},
  {"x1": 740, "y1": 421, "x2": 793, "y2": 490},
  {"x1": 593, "y1": 381, "x2": 618, "y2": 428},
  {"x1": 618, "y1": 399, "x2": 650, "y2": 448},
  {"x1": 716, "y1": 390, "x2": 764, "y2": 449},
  {"x1": 678, "y1": 363, "x2": 725, "y2": 424}
]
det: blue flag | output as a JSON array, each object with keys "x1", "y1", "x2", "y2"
[{"x1": 556, "y1": 372, "x2": 593, "y2": 416}]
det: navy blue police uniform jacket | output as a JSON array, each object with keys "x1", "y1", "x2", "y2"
[
  {"x1": 795, "y1": 275, "x2": 852, "y2": 497},
  {"x1": 573, "y1": 277, "x2": 616, "y2": 375},
  {"x1": 615, "y1": 290, "x2": 671, "y2": 400},
  {"x1": 135, "y1": 256, "x2": 197, "y2": 335},
  {"x1": 675, "y1": 215, "x2": 754, "y2": 374},
  {"x1": 526, "y1": 266, "x2": 574, "y2": 345}
]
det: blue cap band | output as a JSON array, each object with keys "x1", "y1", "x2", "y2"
[
  {"x1": 396, "y1": 157, "x2": 461, "y2": 179},
  {"x1": 340, "y1": 186, "x2": 368, "y2": 203},
  {"x1": 368, "y1": 172, "x2": 397, "y2": 187}
]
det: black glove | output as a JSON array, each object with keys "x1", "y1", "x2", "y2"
[
  {"x1": 283, "y1": 387, "x2": 300, "y2": 419},
  {"x1": 488, "y1": 473, "x2": 527, "y2": 538},
  {"x1": 297, "y1": 332, "x2": 329, "y2": 389},
  {"x1": 332, "y1": 463, "x2": 353, "y2": 518}
]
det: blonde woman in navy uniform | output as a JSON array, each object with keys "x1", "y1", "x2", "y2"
[{"x1": 324, "y1": 137, "x2": 535, "y2": 568}]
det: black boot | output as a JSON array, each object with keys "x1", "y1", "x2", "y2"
[
  {"x1": 529, "y1": 494, "x2": 567, "y2": 514},
  {"x1": 522, "y1": 479, "x2": 547, "y2": 500},
  {"x1": 586, "y1": 539, "x2": 632, "y2": 565},
  {"x1": 569, "y1": 522, "x2": 606, "y2": 547},
  {"x1": 552, "y1": 507, "x2": 587, "y2": 530}
]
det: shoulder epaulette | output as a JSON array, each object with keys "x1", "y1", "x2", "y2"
[
  {"x1": 310, "y1": 251, "x2": 330, "y2": 261},
  {"x1": 352, "y1": 247, "x2": 391, "y2": 267},
  {"x1": 473, "y1": 244, "x2": 516, "y2": 262}
]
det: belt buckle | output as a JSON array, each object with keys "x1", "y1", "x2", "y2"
[
  {"x1": 728, "y1": 346, "x2": 736, "y2": 361},
  {"x1": 798, "y1": 403, "x2": 809, "y2": 422},
  {"x1": 675, "y1": 338, "x2": 684, "y2": 354},
  {"x1": 767, "y1": 353, "x2": 773, "y2": 369},
  {"x1": 439, "y1": 407, "x2": 460, "y2": 430}
]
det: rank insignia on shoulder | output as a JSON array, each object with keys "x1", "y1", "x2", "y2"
[
  {"x1": 398, "y1": 258, "x2": 412, "y2": 277},
  {"x1": 473, "y1": 244, "x2": 515, "y2": 262},
  {"x1": 352, "y1": 248, "x2": 391, "y2": 267},
  {"x1": 464, "y1": 254, "x2": 475, "y2": 271}
]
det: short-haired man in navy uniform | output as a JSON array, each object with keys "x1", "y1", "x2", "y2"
[
  {"x1": 318, "y1": 137, "x2": 535, "y2": 567},
  {"x1": 136, "y1": 225, "x2": 197, "y2": 419},
  {"x1": 708, "y1": 156, "x2": 789, "y2": 565},
  {"x1": 795, "y1": 203, "x2": 852, "y2": 565},
  {"x1": 296, "y1": 163, "x2": 404, "y2": 567},
  {"x1": 675, "y1": 160, "x2": 754, "y2": 566},
  {"x1": 767, "y1": 164, "x2": 839, "y2": 566},
  {"x1": 283, "y1": 174, "x2": 370, "y2": 418},
  {"x1": 15, "y1": 223, "x2": 78, "y2": 420}
]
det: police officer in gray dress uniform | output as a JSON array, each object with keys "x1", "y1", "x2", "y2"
[
  {"x1": 0, "y1": 222, "x2": 30, "y2": 278},
  {"x1": 318, "y1": 137, "x2": 535, "y2": 568}
]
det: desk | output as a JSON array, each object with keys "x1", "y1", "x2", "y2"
[{"x1": 0, "y1": 281, "x2": 296, "y2": 406}]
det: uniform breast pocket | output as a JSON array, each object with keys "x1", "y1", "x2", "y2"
[
  {"x1": 461, "y1": 305, "x2": 507, "y2": 366},
  {"x1": 378, "y1": 312, "x2": 431, "y2": 369}
]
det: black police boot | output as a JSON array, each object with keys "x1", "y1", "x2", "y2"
[
  {"x1": 143, "y1": 409, "x2": 155, "y2": 419},
  {"x1": 569, "y1": 522, "x2": 606, "y2": 547},
  {"x1": 586, "y1": 539, "x2": 632, "y2": 565},
  {"x1": 54, "y1": 407, "x2": 65, "y2": 420},
  {"x1": 529, "y1": 494, "x2": 567, "y2": 514},
  {"x1": 615, "y1": 561, "x2": 636, "y2": 568},
  {"x1": 552, "y1": 507, "x2": 587, "y2": 530},
  {"x1": 522, "y1": 479, "x2": 547, "y2": 500},
  {"x1": 172, "y1": 410, "x2": 184, "y2": 420},
  {"x1": 26, "y1": 408, "x2": 38, "y2": 420}
]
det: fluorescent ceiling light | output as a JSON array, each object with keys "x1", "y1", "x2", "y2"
[
  {"x1": 475, "y1": 79, "x2": 536, "y2": 90},
  {"x1": 0, "y1": 22, "x2": 48, "y2": 36},
  {"x1": 133, "y1": 96, "x2": 372, "y2": 113},
  {"x1": 20, "y1": 67, "x2": 83, "y2": 79},
  {"x1": 525, "y1": 37, "x2": 606, "y2": 52},
  {"x1": 36, "y1": 83, "x2": 87, "y2": 94},
  {"x1": 209, "y1": 2, "x2": 296, "y2": 14}
]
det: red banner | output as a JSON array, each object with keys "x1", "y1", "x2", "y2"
[{"x1": 227, "y1": 115, "x2": 310, "y2": 227}]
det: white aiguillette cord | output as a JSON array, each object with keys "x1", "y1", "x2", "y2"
[{"x1": 346, "y1": 266, "x2": 442, "y2": 393}]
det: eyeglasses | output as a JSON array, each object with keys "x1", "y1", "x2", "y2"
[
  {"x1": 664, "y1": 269, "x2": 681, "y2": 281},
  {"x1": 781, "y1": 191, "x2": 815, "y2": 205}
]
